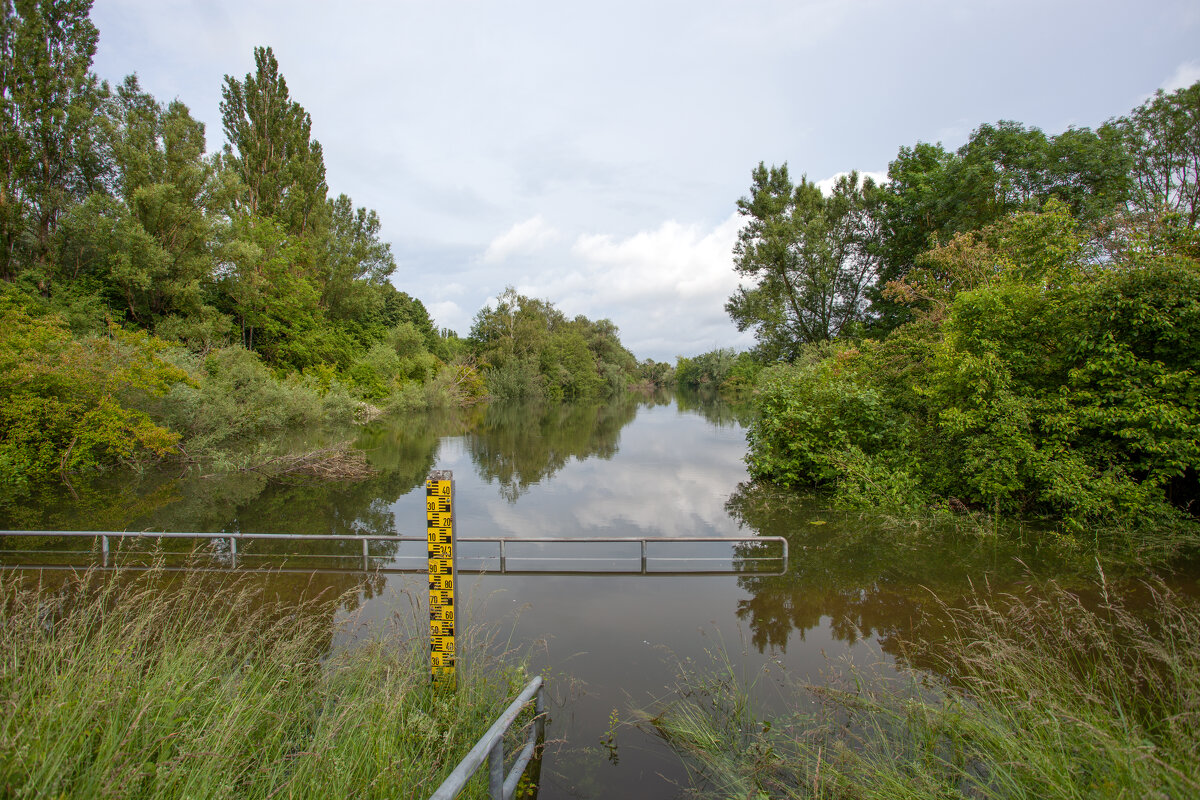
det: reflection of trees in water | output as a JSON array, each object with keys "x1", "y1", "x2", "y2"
[
  {"x1": 467, "y1": 397, "x2": 641, "y2": 502},
  {"x1": 1, "y1": 475, "x2": 187, "y2": 532},
  {"x1": 0, "y1": 410, "x2": 479, "y2": 605},
  {"x1": 673, "y1": 387, "x2": 755, "y2": 428},
  {"x1": 725, "y1": 481, "x2": 1080, "y2": 666},
  {"x1": 636, "y1": 388, "x2": 675, "y2": 409}
]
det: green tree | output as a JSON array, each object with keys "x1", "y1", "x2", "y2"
[
  {"x1": 55, "y1": 76, "x2": 216, "y2": 325},
  {"x1": 869, "y1": 122, "x2": 1130, "y2": 332},
  {"x1": 468, "y1": 288, "x2": 639, "y2": 401},
  {"x1": 214, "y1": 215, "x2": 321, "y2": 364},
  {"x1": 219, "y1": 46, "x2": 327, "y2": 234},
  {"x1": 320, "y1": 193, "x2": 396, "y2": 322},
  {"x1": 0, "y1": 0, "x2": 104, "y2": 283},
  {"x1": 469, "y1": 286, "x2": 560, "y2": 369},
  {"x1": 540, "y1": 329, "x2": 602, "y2": 400},
  {"x1": 1118, "y1": 81, "x2": 1200, "y2": 228},
  {"x1": 726, "y1": 164, "x2": 879, "y2": 359}
]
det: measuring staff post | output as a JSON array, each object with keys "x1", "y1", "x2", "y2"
[{"x1": 426, "y1": 470, "x2": 457, "y2": 689}]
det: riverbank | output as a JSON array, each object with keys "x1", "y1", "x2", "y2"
[{"x1": 0, "y1": 567, "x2": 535, "y2": 799}]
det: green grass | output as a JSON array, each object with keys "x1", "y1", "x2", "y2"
[
  {"x1": 0, "y1": 566, "x2": 539, "y2": 799},
  {"x1": 647, "y1": 575, "x2": 1200, "y2": 799}
]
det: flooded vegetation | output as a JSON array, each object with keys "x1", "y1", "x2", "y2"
[
  {"x1": 0, "y1": 567, "x2": 533, "y2": 799},
  {"x1": 2, "y1": 3, "x2": 1198, "y2": 797},
  {"x1": 4, "y1": 393, "x2": 1196, "y2": 798}
]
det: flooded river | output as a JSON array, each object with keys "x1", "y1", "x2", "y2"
[{"x1": 1, "y1": 391, "x2": 1178, "y2": 798}]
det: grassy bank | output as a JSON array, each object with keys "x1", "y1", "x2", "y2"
[
  {"x1": 0, "y1": 567, "x2": 537, "y2": 799},
  {"x1": 648, "y1": 577, "x2": 1200, "y2": 799}
]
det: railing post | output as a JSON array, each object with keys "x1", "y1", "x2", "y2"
[
  {"x1": 101, "y1": 534, "x2": 108, "y2": 567},
  {"x1": 428, "y1": 676, "x2": 544, "y2": 800},
  {"x1": 499, "y1": 539, "x2": 506, "y2": 573},
  {"x1": 488, "y1": 739, "x2": 505, "y2": 799},
  {"x1": 535, "y1": 681, "x2": 546, "y2": 742},
  {"x1": 229, "y1": 535, "x2": 237, "y2": 568},
  {"x1": 641, "y1": 539, "x2": 647, "y2": 574},
  {"x1": 362, "y1": 537, "x2": 369, "y2": 571}
]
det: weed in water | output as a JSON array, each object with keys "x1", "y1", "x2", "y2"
[{"x1": 647, "y1": 577, "x2": 1200, "y2": 799}]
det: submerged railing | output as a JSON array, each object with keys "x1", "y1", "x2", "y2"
[
  {"x1": 429, "y1": 675, "x2": 546, "y2": 800},
  {"x1": 0, "y1": 530, "x2": 788, "y2": 575}
]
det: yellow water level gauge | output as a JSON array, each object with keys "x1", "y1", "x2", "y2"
[{"x1": 426, "y1": 471, "x2": 456, "y2": 689}]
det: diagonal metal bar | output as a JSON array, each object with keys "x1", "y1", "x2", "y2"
[{"x1": 429, "y1": 675, "x2": 545, "y2": 800}]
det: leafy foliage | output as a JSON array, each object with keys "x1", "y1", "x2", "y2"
[
  {"x1": 468, "y1": 287, "x2": 639, "y2": 401},
  {"x1": 727, "y1": 165, "x2": 880, "y2": 358},
  {"x1": 745, "y1": 204, "x2": 1200, "y2": 532},
  {"x1": 734, "y1": 83, "x2": 1200, "y2": 540},
  {"x1": 0, "y1": 291, "x2": 186, "y2": 493}
]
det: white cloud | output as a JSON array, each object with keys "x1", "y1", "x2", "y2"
[
  {"x1": 481, "y1": 216, "x2": 558, "y2": 263},
  {"x1": 500, "y1": 214, "x2": 755, "y2": 358},
  {"x1": 426, "y1": 300, "x2": 465, "y2": 333},
  {"x1": 570, "y1": 215, "x2": 742, "y2": 299},
  {"x1": 1160, "y1": 60, "x2": 1200, "y2": 93},
  {"x1": 814, "y1": 170, "x2": 889, "y2": 197}
]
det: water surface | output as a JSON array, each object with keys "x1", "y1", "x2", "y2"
[{"x1": 0, "y1": 392, "x2": 1151, "y2": 798}]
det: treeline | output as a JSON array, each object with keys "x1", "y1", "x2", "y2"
[
  {"x1": 0, "y1": 2, "x2": 646, "y2": 495},
  {"x1": 673, "y1": 348, "x2": 758, "y2": 390},
  {"x1": 0, "y1": 1, "x2": 452, "y2": 492},
  {"x1": 727, "y1": 82, "x2": 1200, "y2": 537},
  {"x1": 469, "y1": 287, "x2": 642, "y2": 401},
  {"x1": 1, "y1": 5, "x2": 445, "y2": 374}
]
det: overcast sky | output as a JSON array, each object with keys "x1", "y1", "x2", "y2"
[{"x1": 90, "y1": 0, "x2": 1199, "y2": 360}]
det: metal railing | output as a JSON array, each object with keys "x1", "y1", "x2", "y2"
[
  {"x1": 429, "y1": 675, "x2": 546, "y2": 800},
  {"x1": 482, "y1": 535, "x2": 787, "y2": 574},
  {"x1": 0, "y1": 530, "x2": 417, "y2": 570},
  {"x1": 0, "y1": 531, "x2": 788, "y2": 575}
]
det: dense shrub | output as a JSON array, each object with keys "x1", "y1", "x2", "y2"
[
  {"x1": 484, "y1": 357, "x2": 546, "y2": 402},
  {"x1": 0, "y1": 294, "x2": 188, "y2": 494},
  {"x1": 745, "y1": 207, "x2": 1200, "y2": 530},
  {"x1": 158, "y1": 346, "x2": 358, "y2": 452}
]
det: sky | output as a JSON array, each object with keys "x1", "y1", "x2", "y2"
[{"x1": 89, "y1": 0, "x2": 1200, "y2": 361}]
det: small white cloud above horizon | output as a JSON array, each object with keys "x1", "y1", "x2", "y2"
[
  {"x1": 1160, "y1": 61, "x2": 1200, "y2": 93},
  {"x1": 481, "y1": 215, "x2": 558, "y2": 263},
  {"x1": 508, "y1": 213, "x2": 756, "y2": 358},
  {"x1": 426, "y1": 300, "x2": 465, "y2": 332}
]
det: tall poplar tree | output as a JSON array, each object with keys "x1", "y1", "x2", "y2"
[
  {"x1": 219, "y1": 46, "x2": 327, "y2": 235},
  {"x1": 0, "y1": 0, "x2": 104, "y2": 283}
]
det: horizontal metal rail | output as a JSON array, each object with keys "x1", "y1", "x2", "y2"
[
  {"x1": 0, "y1": 563, "x2": 789, "y2": 578},
  {"x1": 0, "y1": 531, "x2": 788, "y2": 575},
  {"x1": 430, "y1": 675, "x2": 545, "y2": 800}
]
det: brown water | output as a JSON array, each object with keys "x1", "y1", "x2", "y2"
[{"x1": 0, "y1": 391, "x2": 1179, "y2": 798}]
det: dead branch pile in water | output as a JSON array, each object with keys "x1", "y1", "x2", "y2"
[
  {"x1": 354, "y1": 402, "x2": 384, "y2": 423},
  {"x1": 243, "y1": 443, "x2": 376, "y2": 481}
]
